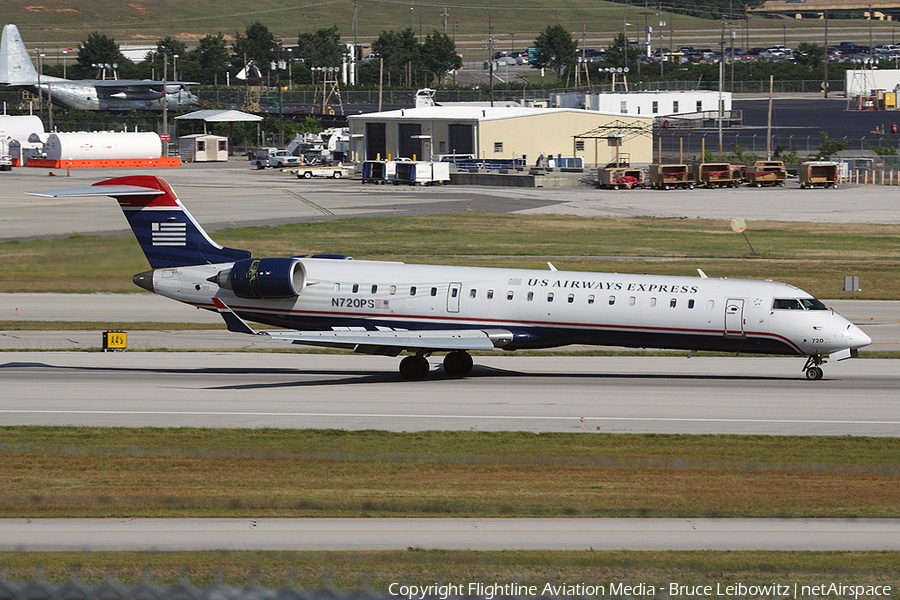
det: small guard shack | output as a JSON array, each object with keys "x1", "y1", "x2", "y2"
[{"x1": 178, "y1": 134, "x2": 229, "y2": 162}]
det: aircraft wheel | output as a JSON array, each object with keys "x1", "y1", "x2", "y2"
[
  {"x1": 443, "y1": 351, "x2": 473, "y2": 376},
  {"x1": 805, "y1": 366, "x2": 824, "y2": 380},
  {"x1": 400, "y1": 355, "x2": 429, "y2": 380}
]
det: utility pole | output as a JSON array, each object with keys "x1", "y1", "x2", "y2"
[
  {"x1": 353, "y1": 0, "x2": 358, "y2": 84},
  {"x1": 276, "y1": 40, "x2": 283, "y2": 148},
  {"x1": 824, "y1": 11, "x2": 829, "y2": 98},
  {"x1": 162, "y1": 53, "x2": 168, "y2": 157},
  {"x1": 488, "y1": 12, "x2": 494, "y2": 107},
  {"x1": 442, "y1": 7, "x2": 449, "y2": 35}
]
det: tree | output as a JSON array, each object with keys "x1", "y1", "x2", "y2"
[
  {"x1": 603, "y1": 32, "x2": 641, "y2": 74},
  {"x1": 297, "y1": 25, "x2": 346, "y2": 69},
  {"x1": 233, "y1": 21, "x2": 276, "y2": 74},
  {"x1": 72, "y1": 32, "x2": 132, "y2": 79},
  {"x1": 531, "y1": 24, "x2": 577, "y2": 77},
  {"x1": 149, "y1": 36, "x2": 187, "y2": 80},
  {"x1": 191, "y1": 33, "x2": 230, "y2": 85},
  {"x1": 795, "y1": 42, "x2": 824, "y2": 70},
  {"x1": 371, "y1": 28, "x2": 421, "y2": 87},
  {"x1": 420, "y1": 30, "x2": 462, "y2": 85}
]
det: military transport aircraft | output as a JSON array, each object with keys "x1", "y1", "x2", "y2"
[
  {"x1": 32, "y1": 175, "x2": 871, "y2": 380},
  {"x1": 0, "y1": 24, "x2": 197, "y2": 111}
]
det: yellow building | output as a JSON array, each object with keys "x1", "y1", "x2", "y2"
[{"x1": 347, "y1": 106, "x2": 653, "y2": 167}]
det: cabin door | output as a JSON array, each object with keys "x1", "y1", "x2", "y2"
[
  {"x1": 447, "y1": 282, "x2": 462, "y2": 313},
  {"x1": 724, "y1": 299, "x2": 745, "y2": 337}
]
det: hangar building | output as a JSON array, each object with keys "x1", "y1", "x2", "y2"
[{"x1": 347, "y1": 106, "x2": 653, "y2": 167}]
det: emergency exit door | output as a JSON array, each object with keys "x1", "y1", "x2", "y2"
[
  {"x1": 447, "y1": 282, "x2": 462, "y2": 313},
  {"x1": 724, "y1": 299, "x2": 745, "y2": 337}
]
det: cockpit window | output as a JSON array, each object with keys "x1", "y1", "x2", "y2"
[
  {"x1": 773, "y1": 298, "x2": 828, "y2": 310},
  {"x1": 801, "y1": 298, "x2": 829, "y2": 310},
  {"x1": 773, "y1": 298, "x2": 803, "y2": 310}
]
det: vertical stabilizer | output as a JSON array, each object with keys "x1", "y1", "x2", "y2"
[
  {"x1": 93, "y1": 175, "x2": 251, "y2": 268},
  {"x1": 0, "y1": 25, "x2": 39, "y2": 84}
]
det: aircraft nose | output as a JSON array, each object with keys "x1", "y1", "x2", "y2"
[{"x1": 844, "y1": 323, "x2": 872, "y2": 349}]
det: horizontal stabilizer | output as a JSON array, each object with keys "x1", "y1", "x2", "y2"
[{"x1": 29, "y1": 185, "x2": 166, "y2": 198}]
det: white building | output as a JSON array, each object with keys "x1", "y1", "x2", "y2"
[{"x1": 550, "y1": 90, "x2": 732, "y2": 118}]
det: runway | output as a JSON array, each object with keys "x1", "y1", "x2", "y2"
[
  {"x1": 1, "y1": 352, "x2": 898, "y2": 435},
  {"x1": 2, "y1": 517, "x2": 900, "y2": 551}
]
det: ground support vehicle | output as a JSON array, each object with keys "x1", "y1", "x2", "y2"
[
  {"x1": 291, "y1": 164, "x2": 350, "y2": 179},
  {"x1": 800, "y1": 161, "x2": 839, "y2": 189},
  {"x1": 649, "y1": 164, "x2": 695, "y2": 189},
  {"x1": 0, "y1": 137, "x2": 12, "y2": 171},
  {"x1": 360, "y1": 160, "x2": 397, "y2": 184},
  {"x1": 598, "y1": 166, "x2": 645, "y2": 189},
  {"x1": 692, "y1": 162, "x2": 741, "y2": 188},
  {"x1": 393, "y1": 161, "x2": 451, "y2": 185},
  {"x1": 743, "y1": 161, "x2": 786, "y2": 187},
  {"x1": 252, "y1": 148, "x2": 302, "y2": 169}
]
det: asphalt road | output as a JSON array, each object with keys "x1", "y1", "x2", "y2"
[
  {"x1": 3, "y1": 518, "x2": 900, "y2": 551},
  {"x1": 2, "y1": 352, "x2": 897, "y2": 435}
]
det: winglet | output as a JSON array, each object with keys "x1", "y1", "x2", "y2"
[{"x1": 212, "y1": 298, "x2": 259, "y2": 335}]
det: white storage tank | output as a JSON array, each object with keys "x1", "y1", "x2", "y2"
[
  {"x1": 43, "y1": 131, "x2": 162, "y2": 161},
  {"x1": 0, "y1": 114, "x2": 45, "y2": 141}
]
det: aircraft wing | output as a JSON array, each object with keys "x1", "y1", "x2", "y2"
[
  {"x1": 212, "y1": 298, "x2": 507, "y2": 355},
  {"x1": 29, "y1": 185, "x2": 165, "y2": 198}
]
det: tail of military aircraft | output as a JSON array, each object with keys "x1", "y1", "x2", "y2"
[
  {"x1": 0, "y1": 24, "x2": 39, "y2": 84},
  {"x1": 31, "y1": 175, "x2": 251, "y2": 269}
]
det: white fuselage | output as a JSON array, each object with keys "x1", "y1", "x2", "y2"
[{"x1": 147, "y1": 258, "x2": 870, "y2": 358}]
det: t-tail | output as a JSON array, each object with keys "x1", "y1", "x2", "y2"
[{"x1": 31, "y1": 175, "x2": 251, "y2": 269}]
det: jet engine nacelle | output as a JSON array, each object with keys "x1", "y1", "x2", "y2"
[{"x1": 213, "y1": 257, "x2": 307, "y2": 299}]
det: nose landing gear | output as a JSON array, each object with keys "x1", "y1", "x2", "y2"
[{"x1": 802, "y1": 354, "x2": 825, "y2": 380}]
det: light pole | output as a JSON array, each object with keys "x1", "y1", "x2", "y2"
[{"x1": 173, "y1": 54, "x2": 179, "y2": 80}]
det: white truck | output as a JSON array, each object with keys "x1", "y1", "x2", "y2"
[
  {"x1": 0, "y1": 137, "x2": 12, "y2": 171},
  {"x1": 252, "y1": 147, "x2": 302, "y2": 169}
]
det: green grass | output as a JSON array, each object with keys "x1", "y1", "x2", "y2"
[
  {"x1": 0, "y1": 550, "x2": 898, "y2": 589},
  {"x1": 2, "y1": 428, "x2": 898, "y2": 519},
  {"x1": 2, "y1": 214, "x2": 900, "y2": 298},
  {"x1": 6, "y1": 0, "x2": 889, "y2": 47}
]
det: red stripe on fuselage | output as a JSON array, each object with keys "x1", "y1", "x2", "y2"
[{"x1": 188, "y1": 300, "x2": 805, "y2": 355}]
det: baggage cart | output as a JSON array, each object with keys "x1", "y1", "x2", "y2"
[
  {"x1": 743, "y1": 161, "x2": 786, "y2": 187},
  {"x1": 692, "y1": 162, "x2": 741, "y2": 188},
  {"x1": 649, "y1": 164, "x2": 695, "y2": 189},
  {"x1": 394, "y1": 161, "x2": 451, "y2": 185},
  {"x1": 598, "y1": 166, "x2": 645, "y2": 190},
  {"x1": 360, "y1": 160, "x2": 397, "y2": 184},
  {"x1": 799, "y1": 161, "x2": 839, "y2": 189}
]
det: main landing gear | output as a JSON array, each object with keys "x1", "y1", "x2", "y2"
[
  {"x1": 802, "y1": 354, "x2": 825, "y2": 380},
  {"x1": 398, "y1": 351, "x2": 474, "y2": 380}
]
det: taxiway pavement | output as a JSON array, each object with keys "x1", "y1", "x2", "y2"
[{"x1": 3, "y1": 517, "x2": 900, "y2": 551}]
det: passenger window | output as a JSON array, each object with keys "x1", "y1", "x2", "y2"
[
  {"x1": 451, "y1": 288, "x2": 458, "y2": 298},
  {"x1": 650, "y1": 297, "x2": 657, "y2": 307},
  {"x1": 333, "y1": 283, "x2": 340, "y2": 293},
  {"x1": 431, "y1": 287, "x2": 437, "y2": 297},
  {"x1": 588, "y1": 294, "x2": 595, "y2": 305},
  {"x1": 507, "y1": 291, "x2": 514, "y2": 300},
  {"x1": 629, "y1": 296, "x2": 636, "y2": 306},
  {"x1": 707, "y1": 300, "x2": 715, "y2": 310},
  {"x1": 371, "y1": 285, "x2": 378, "y2": 294},
  {"x1": 390, "y1": 285, "x2": 397, "y2": 295},
  {"x1": 470, "y1": 289, "x2": 477, "y2": 298},
  {"x1": 608, "y1": 295, "x2": 616, "y2": 306},
  {"x1": 352, "y1": 284, "x2": 359, "y2": 293},
  {"x1": 487, "y1": 290, "x2": 494, "y2": 300},
  {"x1": 568, "y1": 294, "x2": 575, "y2": 303},
  {"x1": 670, "y1": 298, "x2": 677, "y2": 308},
  {"x1": 410, "y1": 286, "x2": 417, "y2": 296},
  {"x1": 547, "y1": 293, "x2": 554, "y2": 302},
  {"x1": 688, "y1": 299, "x2": 695, "y2": 309},
  {"x1": 527, "y1": 291, "x2": 534, "y2": 301}
]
